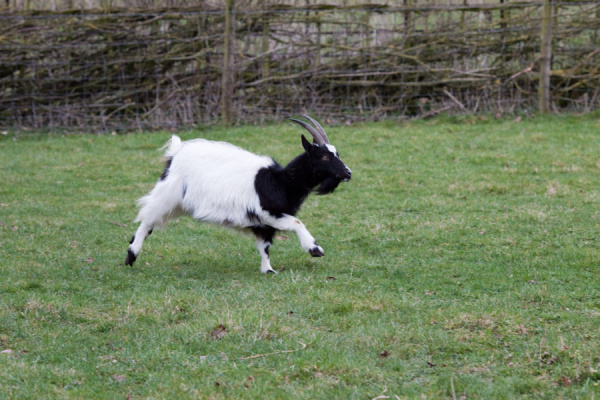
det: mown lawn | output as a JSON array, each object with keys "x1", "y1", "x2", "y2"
[{"x1": 1, "y1": 114, "x2": 600, "y2": 399}]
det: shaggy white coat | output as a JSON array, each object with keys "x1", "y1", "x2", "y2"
[{"x1": 135, "y1": 136, "x2": 275, "y2": 228}]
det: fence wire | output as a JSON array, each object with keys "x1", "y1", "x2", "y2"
[{"x1": 1, "y1": 1, "x2": 599, "y2": 131}]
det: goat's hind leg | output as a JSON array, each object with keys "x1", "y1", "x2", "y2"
[
  {"x1": 125, "y1": 222, "x2": 154, "y2": 266},
  {"x1": 125, "y1": 178, "x2": 183, "y2": 266},
  {"x1": 252, "y1": 226, "x2": 277, "y2": 274}
]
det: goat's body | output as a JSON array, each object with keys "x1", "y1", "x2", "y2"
[
  {"x1": 125, "y1": 117, "x2": 351, "y2": 274},
  {"x1": 136, "y1": 138, "x2": 276, "y2": 229}
]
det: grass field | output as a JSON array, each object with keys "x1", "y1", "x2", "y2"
[{"x1": 1, "y1": 114, "x2": 600, "y2": 399}]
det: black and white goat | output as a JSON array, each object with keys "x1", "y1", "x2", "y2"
[{"x1": 125, "y1": 116, "x2": 352, "y2": 274}]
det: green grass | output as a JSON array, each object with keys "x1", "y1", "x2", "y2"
[{"x1": 1, "y1": 114, "x2": 600, "y2": 399}]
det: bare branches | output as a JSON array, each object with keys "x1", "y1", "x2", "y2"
[{"x1": 1, "y1": 1, "x2": 599, "y2": 130}]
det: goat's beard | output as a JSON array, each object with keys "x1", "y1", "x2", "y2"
[{"x1": 316, "y1": 177, "x2": 341, "y2": 195}]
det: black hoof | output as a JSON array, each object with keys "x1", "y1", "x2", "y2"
[
  {"x1": 266, "y1": 269, "x2": 277, "y2": 274},
  {"x1": 125, "y1": 249, "x2": 137, "y2": 266},
  {"x1": 309, "y1": 247, "x2": 325, "y2": 257}
]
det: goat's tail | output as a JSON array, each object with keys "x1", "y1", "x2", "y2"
[
  {"x1": 134, "y1": 135, "x2": 185, "y2": 228},
  {"x1": 160, "y1": 135, "x2": 183, "y2": 158}
]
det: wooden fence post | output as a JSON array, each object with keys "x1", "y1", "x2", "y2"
[
  {"x1": 221, "y1": 0, "x2": 234, "y2": 126},
  {"x1": 261, "y1": 0, "x2": 270, "y2": 80},
  {"x1": 315, "y1": 13, "x2": 321, "y2": 68},
  {"x1": 500, "y1": 0, "x2": 506, "y2": 31},
  {"x1": 461, "y1": 0, "x2": 467, "y2": 31},
  {"x1": 597, "y1": 5, "x2": 600, "y2": 45},
  {"x1": 403, "y1": 0, "x2": 414, "y2": 48},
  {"x1": 539, "y1": 0, "x2": 553, "y2": 114},
  {"x1": 403, "y1": 0, "x2": 412, "y2": 34}
]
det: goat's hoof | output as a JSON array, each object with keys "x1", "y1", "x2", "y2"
[
  {"x1": 125, "y1": 249, "x2": 137, "y2": 266},
  {"x1": 309, "y1": 246, "x2": 325, "y2": 257},
  {"x1": 263, "y1": 269, "x2": 277, "y2": 274}
]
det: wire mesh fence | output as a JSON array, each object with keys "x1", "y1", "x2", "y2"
[{"x1": 1, "y1": 1, "x2": 599, "y2": 131}]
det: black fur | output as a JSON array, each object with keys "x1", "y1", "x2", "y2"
[
  {"x1": 125, "y1": 249, "x2": 137, "y2": 266},
  {"x1": 254, "y1": 135, "x2": 351, "y2": 218},
  {"x1": 316, "y1": 177, "x2": 342, "y2": 195},
  {"x1": 160, "y1": 158, "x2": 172, "y2": 181},
  {"x1": 254, "y1": 162, "x2": 307, "y2": 218},
  {"x1": 309, "y1": 246, "x2": 325, "y2": 257},
  {"x1": 246, "y1": 209, "x2": 262, "y2": 224},
  {"x1": 251, "y1": 226, "x2": 275, "y2": 263},
  {"x1": 251, "y1": 226, "x2": 276, "y2": 243}
]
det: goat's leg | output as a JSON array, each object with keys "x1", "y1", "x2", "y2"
[
  {"x1": 251, "y1": 226, "x2": 277, "y2": 274},
  {"x1": 259, "y1": 214, "x2": 324, "y2": 257},
  {"x1": 125, "y1": 222, "x2": 154, "y2": 266},
  {"x1": 126, "y1": 178, "x2": 183, "y2": 266}
]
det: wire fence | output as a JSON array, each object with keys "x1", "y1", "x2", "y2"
[{"x1": 1, "y1": 1, "x2": 599, "y2": 131}]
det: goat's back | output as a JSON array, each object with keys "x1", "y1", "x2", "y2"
[{"x1": 168, "y1": 138, "x2": 276, "y2": 225}]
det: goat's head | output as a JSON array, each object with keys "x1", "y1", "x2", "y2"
[{"x1": 290, "y1": 116, "x2": 352, "y2": 195}]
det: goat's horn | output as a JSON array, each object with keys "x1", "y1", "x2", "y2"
[
  {"x1": 302, "y1": 115, "x2": 330, "y2": 144},
  {"x1": 289, "y1": 118, "x2": 327, "y2": 145}
]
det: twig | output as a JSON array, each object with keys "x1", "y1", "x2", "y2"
[
  {"x1": 238, "y1": 342, "x2": 307, "y2": 360},
  {"x1": 442, "y1": 89, "x2": 467, "y2": 112},
  {"x1": 507, "y1": 61, "x2": 535, "y2": 81},
  {"x1": 421, "y1": 105, "x2": 452, "y2": 119}
]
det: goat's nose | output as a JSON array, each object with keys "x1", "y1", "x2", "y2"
[{"x1": 343, "y1": 168, "x2": 352, "y2": 181}]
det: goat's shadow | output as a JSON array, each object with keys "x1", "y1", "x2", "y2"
[{"x1": 127, "y1": 248, "x2": 323, "y2": 282}]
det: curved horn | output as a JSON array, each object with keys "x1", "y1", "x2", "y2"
[
  {"x1": 302, "y1": 115, "x2": 330, "y2": 144},
  {"x1": 289, "y1": 117, "x2": 327, "y2": 145}
]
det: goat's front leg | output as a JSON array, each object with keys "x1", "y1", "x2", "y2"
[{"x1": 259, "y1": 214, "x2": 324, "y2": 257}]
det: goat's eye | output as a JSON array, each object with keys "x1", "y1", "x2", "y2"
[{"x1": 321, "y1": 155, "x2": 329, "y2": 161}]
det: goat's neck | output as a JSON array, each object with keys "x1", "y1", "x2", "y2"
[{"x1": 283, "y1": 152, "x2": 320, "y2": 194}]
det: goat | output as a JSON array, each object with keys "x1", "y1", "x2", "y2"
[{"x1": 124, "y1": 116, "x2": 352, "y2": 274}]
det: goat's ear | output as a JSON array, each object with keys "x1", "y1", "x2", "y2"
[{"x1": 301, "y1": 135, "x2": 313, "y2": 153}]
